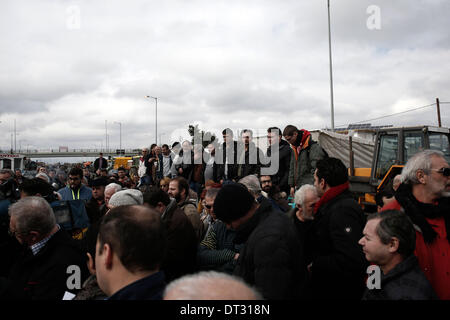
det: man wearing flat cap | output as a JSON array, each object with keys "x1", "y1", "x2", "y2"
[
  {"x1": 108, "y1": 189, "x2": 143, "y2": 209},
  {"x1": 213, "y1": 183, "x2": 307, "y2": 300}
]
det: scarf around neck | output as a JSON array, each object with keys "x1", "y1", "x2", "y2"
[
  {"x1": 395, "y1": 183, "x2": 450, "y2": 244},
  {"x1": 314, "y1": 181, "x2": 350, "y2": 213}
]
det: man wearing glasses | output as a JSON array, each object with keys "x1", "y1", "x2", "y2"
[
  {"x1": 382, "y1": 149, "x2": 450, "y2": 300},
  {"x1": 57, "y1": 167, "x2": 92, "y2": 201},
  {"x1": 1, "y1": 197, "x2": 88, "y2": 299}
]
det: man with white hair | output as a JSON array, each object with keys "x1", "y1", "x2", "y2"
[
  {"x1": 1, "y1": 197, "x2": 88, "y2": 299},
  {"x1": 293, "y1": 184, "x2": 319, "y2": 222},
  {"x1": 382, "y1": 149, "x2": 450, "y2": 300},
  {"x1": 289, "y1": 184, "x2": 319, "y2": 275},
  {"x1": 104, "y1": 183, "x2": 122, "y2": 209},
  {"x1": 163, "y1": 271, "x2": 262, "y2": 300}
]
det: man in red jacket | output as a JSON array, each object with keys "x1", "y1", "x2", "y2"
[{"x1": 383, "y1": 149, "x2": 450, "y2": 299}]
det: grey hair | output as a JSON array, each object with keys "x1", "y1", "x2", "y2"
[
  {"x1": 238, "y1": 175, "x2": 262, "y2": 197},
  {"x1": 205, "y1": 187, "x2": 220, "y2": 199},
  {"x1": 35, "y1": 172, "x2": 50, "y2": 183},
  {"x1": 294, "y1": 184, "x2": 318, "y2": 207},
  {"x1": 9, "y1": 196, "x2": 56, "y2": 235},
  {"x1": 163, "y1": 271, "x2": 262, "y2": 300},
  {"x1": 401, "y1": 149, "x2": 445, "y2": 184},
  {"x1": 105, "y1": 183, "x2": 122, "y2": 193}
]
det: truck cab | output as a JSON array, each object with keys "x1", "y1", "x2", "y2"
[{"x1": 353, "y1": 125, "x2": 449, "y2": 211}]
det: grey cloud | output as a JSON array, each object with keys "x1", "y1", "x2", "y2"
[{"x1": 1, "y1": 0, "x2": 449, "y2": 150}]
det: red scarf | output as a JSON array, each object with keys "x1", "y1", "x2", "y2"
[
  {"x1": 295, "y1": 130, "x2": 311, "y2": 155},
  {"x1": 314, "y1": 181, "x2": 350, "y2": 213}
]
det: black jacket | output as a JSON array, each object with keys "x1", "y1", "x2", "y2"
[
  {"x1": 203, "y1": 152, "x2": 220, "y2": 183},
  {"x1": 266, "y1": 139, "x2": 291, "y2": 193},
  {"x1": 144, "y1": 153, "x2": 164, "y2": 182},
  {"x1": 233, "y1": 198, "x2": 307, "y2": 300},
  {"x1": 85, "y1": 198, "x2": 107, "y2": 226},
  {"x1": 108, "y1": 271, "x2": 165, "y2": 300},
  {"x1": 161, "y1": 199, "x2": 198, "y2": 282},
  {"x1": 362, "y1": 255, "x2": 438, "y2": 300},
  {"x1": 1, "y1": 228, "x2": 89, "y2": 300},
  {"x1": 93, "y1": 157, "x2": 107, "y2": 171},
  {"x1": 287, "y1": 208, "x2": 314, "y2": 266},
  {"x1": 216, "y1": 141, "x2": 239, "y2": 181},
  {"x1": 235, "y1": 142, "x2": 265, "y2": 181},
  {"x1": 174, "y1": 150, "x2": 194, "y2": 181},
  {"x1": 310, "y1": 190, "x2": 368, "y2": 300}
]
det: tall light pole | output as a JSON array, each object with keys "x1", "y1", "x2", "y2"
[
  {"x1": 14, "y1": 119, "x2": 17, "y2": 152},
  {"x1": 114, "y1": 121, "x2": 122, "y2": 151},
  {"x1": 105, "y1": 120, "x2": 108, "y2": 153},
  {"x1": 145, "y1": 96, "x2": 158, "y2": 145},
  {"x1": 327, "y1": 0, "x2": 335, "y2": 130}
]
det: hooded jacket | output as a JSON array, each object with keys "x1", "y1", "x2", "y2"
[{"x1": 288, "y1": 131, "x2": 327, "y2": 189}]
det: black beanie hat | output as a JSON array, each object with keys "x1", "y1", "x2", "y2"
[{"x1": 213, "y1": 183, "x2": 255, "y2": 223}]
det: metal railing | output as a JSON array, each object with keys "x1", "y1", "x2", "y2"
[{"x1": 1, "y1": 148, "x2": 141, "y2": 154}]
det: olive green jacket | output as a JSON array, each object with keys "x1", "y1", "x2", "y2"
[{"x1": 288, "y1": 138, "x2": 327, "y2": 189}]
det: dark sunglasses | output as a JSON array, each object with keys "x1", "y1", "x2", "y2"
[{"x1": 432, "y1": 167, "x2": 450, "y2": 177}]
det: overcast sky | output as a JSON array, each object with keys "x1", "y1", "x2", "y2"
[{"x1": 1, "y1": 0, "x2": 449, "y2": 151}]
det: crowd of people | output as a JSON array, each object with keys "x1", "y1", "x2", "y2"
[{"x1": 0, "y1": 124, "x2": 448, "y2": 300}]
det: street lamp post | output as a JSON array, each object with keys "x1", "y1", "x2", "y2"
[
  {"x1": 114, "y1": 121, "x2": 122, "y2": 151},
  {"x1": 145, "y1": 96, "x2": 158, "y2": 145},
  {"x1": 327, "y1": 0, "x2": 335, "y2": 130},
  {"x1": 105, "y1": 120, "x2": 108, "y2": 153}
]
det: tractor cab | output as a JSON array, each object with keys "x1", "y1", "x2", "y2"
[{"x1": 371, "y1": 125, "x2": 449, "y2": 191}]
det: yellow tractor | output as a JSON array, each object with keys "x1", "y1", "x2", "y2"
[
  {"x1": 316, "y1": 125, "x2": 450, "y2": 212},
  {"x1": 112, "y1": 156, "x2": 133, "y2": 170}
]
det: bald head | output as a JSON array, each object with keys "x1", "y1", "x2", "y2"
[{"x1": 163, "y1": 271, "x2": 262, "y2": 300}]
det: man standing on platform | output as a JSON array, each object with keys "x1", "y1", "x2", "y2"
[{"x1": 94, "y1": 153, "x2": 108, "y2": 175}]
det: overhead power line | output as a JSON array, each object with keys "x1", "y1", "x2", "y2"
[{"x1": 335, "y1": 102, "x2": 440, "y2": 128}]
